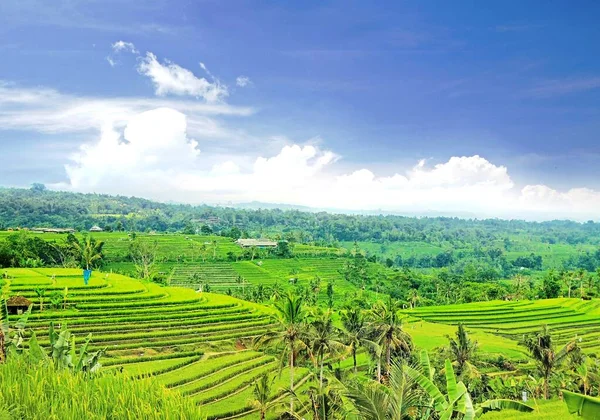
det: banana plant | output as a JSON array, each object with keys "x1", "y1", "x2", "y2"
[
  {"x1": 29, "y1": 322, "x2": 105, "y2": 373},
  {"x1": 562, "y1": 390, "x2": 600, "y2": 418},
  {"x1": 0, "y1": 301, "x2": 33, "y2": 361},
  {"x1": 0, "y1": 298, "x2": 7, "y2": 363},
  {"x1": 406, "y1": 350, "x2": 534, "y2": 419}
]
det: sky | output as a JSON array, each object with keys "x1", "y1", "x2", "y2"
[{"x1": 1, "y1": 0, "x2": 600, "y2": 221}]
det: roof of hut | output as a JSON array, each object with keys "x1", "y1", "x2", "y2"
[{"x1": 6, "y1": 296, "x2": 32, "y2": 307}]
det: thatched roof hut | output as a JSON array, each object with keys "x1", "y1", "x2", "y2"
[{"x1": 6, "y1": 296, "x2": 32, "y2": 315}]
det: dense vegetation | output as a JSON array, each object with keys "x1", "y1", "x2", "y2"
[{"x1": 1, "y1": 186, "x2": 600, "y2": 418}]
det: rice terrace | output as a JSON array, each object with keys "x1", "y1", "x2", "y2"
[
  {"x1": 0, "y1": 188, "x2": 599, "y2": 419},
  {"x1": 3, "y1": 1, "x2": 600, "y2": 418}
]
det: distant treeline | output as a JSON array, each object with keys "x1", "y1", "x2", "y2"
[{"x1": 2, "y1": 186, "x2": 600, "y2": 248}]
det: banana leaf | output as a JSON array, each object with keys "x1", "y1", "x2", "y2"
[
  {"x1": 405, "y1": 365, "x2": 446, "y2": 411},
  {"x1": 562, "y1": 390, "x2": 600, "y2": 419},
  {"x1": 479, "y1": 399, "x2": 534, "y2": 414}
]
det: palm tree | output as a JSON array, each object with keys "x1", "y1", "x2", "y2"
[
  {"x1": 340, "y1": 307, "x2": 371, "y2": 374},
  {"x1": 255, "y1": 293, "x2": 308, "y2": 414},
  {"x1": 447, "y1": 323, "x2": 478, "y2": 376},
  {"x1": 305, "y1": 380, "x2": 346, "y2": 420},
  {"x1": 407, "y1": 288, "x2": 420, "y2": 309},
  {"x1": 524, "y1": 325, "x2": 578, "y2": 399},
  {"x1": 346, "y1": 358, "x2": 419, "y2": 419},
  {"x1": 249, "y1": 374, "x2": 276, "y2": 420},
  {"x1": 310, "y1": 310, "x2": 346, "y2": 390},
  {"x1": 212, "y1": 239, "x2": 218, "y2": 260},
  {"x1": 74, "y1": 236, "x2": 104, "y2": 271},
  {"x1": 512, "y1": 274, "x2": 528, "y2": 300},
  {"x1": 369, "y1": 297, "x2": 412, "y2": 377},
  {"x1": 561, "y1": 271, "x2": 574, "y2": 298}
]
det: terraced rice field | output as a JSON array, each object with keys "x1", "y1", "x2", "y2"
[
  {"x1": 405, "y1": 298, "x2": 600, "y2": 355},
  {"x1": 3, "y1": 267, "x2": 304, "y2": 419},
  {"x1": 170, "y1": 262, "x2": 240, "y2": 291}
]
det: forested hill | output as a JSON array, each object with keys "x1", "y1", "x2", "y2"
[{"x1": 1, "y1": 186, "x2": 600, "y2": 247}]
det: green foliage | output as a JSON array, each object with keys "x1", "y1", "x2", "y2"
[
  {"x1": 562, "y1": 390, "x2": 600, "y2": 419},
  {"x1": 0, "y1": 356, "x2": 203, "y2": 419}
]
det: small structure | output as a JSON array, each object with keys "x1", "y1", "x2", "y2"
[
  {"x1": 6, "y1": 296, "x2": 32, "y2": 315},
  {"x1": 89, "y1": 225, "x2": 104, "y2": 232},
  {"x1": 236, "y1": 238, "x2": 278, "y2": 248},
  {"x1": 31, "y1": 227, "x2": 75, "y2": 234}
]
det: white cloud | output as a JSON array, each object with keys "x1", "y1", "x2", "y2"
[
  {"x1": 106, "y1": 56, "x2": 116, "y2": 67},
  {"x1": 111, "y1": 40, "x2": 138, "y2": 54},
  {"x1": 236, "y1": 76, "x2": 251, "y2": 87},
  {"x1": 138, "y1": 52, "x2": 228, "y2": 102},
  {"x1": 0, "y1": 83, "x2": 252, "y2": 136},
  {"x1": 2, "y1": 80, "x2": 600, "y2": 221},
  {"x1": 50, "y1": 105, "x2": 600, "y2": 221}
]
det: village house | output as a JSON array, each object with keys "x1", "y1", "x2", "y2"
[{"x1": 235, "y1": 238, "x2": 278, "y2": 248}]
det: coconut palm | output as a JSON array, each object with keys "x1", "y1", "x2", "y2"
[
  {"x1": 524, "y1": 325, "x2": 578, "y2": 399},
  {"x1": 407, "y1": 288, "x2": 420, "y2": 309},
  {"x1": 255, "y1": 293, "x2": 308, "y2": 414},
  {"x1": 309, "y1": 310, "x2": 346, "y2": 390},
  {"x1": 447, "y1": 323, "x2": 478, "y2": 376},
  {"x1": 369, "y1": 297, "x2": 412, "y2": 377},
  {"x1": 340, "y1": 307, "x2": 370, "y2": 374},
  {"x1": 74, "y1": 236, "x2": 104, "y2": 270},
  {"x1": 346, "y1": 358, "x2": 419, "y2": 420}
]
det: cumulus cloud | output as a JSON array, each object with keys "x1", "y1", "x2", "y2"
[
  {"x1": 111, "y1": 40, "x2": 138, "y2": 54},
  {"x1": 236, "y1": 76, "x2": 251, "y2": 87},
  {"x1": 138, "y1": 53, "x2": 228, "y2": 102},
  {"x1": 52, "y1": 106, "x2": 600, "y2": 221},
  {"x1": 2, "y1": 79, "x2": 600, "y2": 221}
]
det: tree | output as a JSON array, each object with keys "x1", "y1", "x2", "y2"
[
  {"x1": 369, "y1": 297, "x2": 412, "y2": 378},
  {"x1": 340, "y1": 307, "x2": 369, "y2": 374},
  {"x1": 73, "y1": 236, "x2": 104, "y2": 270},
  {"x1": 447, "y1": 323, "x2": 478, "y2": 376},
  {"x1": 407, "y1": 288, "x2": 420, "y2": 309},
  {"x1": 512, "y1": 274, "x2": 528, "y2": 299},
  {"x1": 129, "y1": 239, "x2": 158, "y2": 280},
  {"x1": 249, "y1": 374, "x2": 277, "y2": 420},
  {"x1": 346, "y1": 358, "x2": 418, "y2": 419},
  {"x1": 541, "y1": 270, "x2": 561, "y2": 299},
  {"x1": 562, "y1": 271, "x2": 574, "y2": 298},
  {"x1": 255, "y1": 293, "x2": 308, "y2": 414},
  {"x1": 524, "y1": 325, "x2": 578, "y2": 399},
  {"x1": 310, "y1": 310, "x2": 345, "y2": 390},
  {"x1": 30, "y1": 183, "x2": 47, "y2": 192},
  {"x1": 326, "y1": 282, "x2": 334, "y2": 309}
]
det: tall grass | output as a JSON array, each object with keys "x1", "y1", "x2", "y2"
[{"x1": 0, "y1": 356, "x2": 203, "y2": 420}]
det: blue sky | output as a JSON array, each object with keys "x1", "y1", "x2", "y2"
[{"x1": 1, "y1": 1, "x2": 600, "y2": 220}]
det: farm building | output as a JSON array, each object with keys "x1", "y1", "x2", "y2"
[
  {"x1": 31, "y1": 227, "x2": 75, "y2": 234},
  {"x1": 89, "y1": 225, "x2": 104, "y2": 232},
  {"x1": 6, "y1": 296, "x2": 32, "y2": 315},
  {"x1": 236, "y1": 239, "x2": 278, "y2": 248}
]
